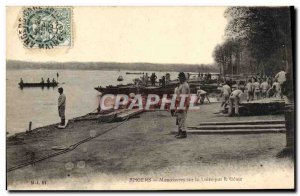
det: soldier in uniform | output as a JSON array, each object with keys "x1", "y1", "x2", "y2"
[
  {"x1": 174, "y1": 72, "x2": 190, "y2": 139},
  {"x1": 58, "y1": 87, "x2": 66, "y2": 126},
  {"x1": 228, "y1": 87, "x2": 244, "y2": 116}
]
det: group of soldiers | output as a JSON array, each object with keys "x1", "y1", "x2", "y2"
[
  {"x1": 165, "y1": 70, "x2": 288, "y2": 139},
  {"x1": 139, "y1": 73, "x2": 171, "y2": 87},
  {"x1": 196, "y1": 72, "x2": 212, "y2": 81},
  {"x1": 137, "y1": 71, "x2": 213, "y2": 88},
  {"x1": 40, "y1": 77, "x2": 57, "y2": 84},
  {"x1": 54, "y1": 69, "x2": 286, "y2": 139},
  {"x1": 220, "y1": 68, "x2": 287, "y2": 116}
]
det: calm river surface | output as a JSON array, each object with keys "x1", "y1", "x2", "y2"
[{"x1": 6, "y1": 69, "x2": 179, "y2": 134}]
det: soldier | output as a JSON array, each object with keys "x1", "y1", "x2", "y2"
[
  {"x1": 260, "y1": 78, "x2": 270, "y2": 98},
  {"x1": 253, "y1": 78, "x2": 261, "y2": 100},
  {"x1": 145, "y1": 73, "x2": 149, "y2": 86},
  {"x1": 220, "y1": 81, "x2": 232, "y2": 110},
  {"x1": 228, "y1": 87, "x2": 244, "y2": 116},
  {"x1": 207, "y1": 72, "x2": 212, "y2": 81},
  {"x1": 165, "y1": 73, "x2": 171, "y2": 84},
  {"x1": 271, "y1": 79, "x2": 281, "y2": 98},
  {"x1": 161, "y1": 76, "x2": 166, "y2": 87},
  {"x1": 58, "y1": 87, "x2": 66, "y2": 126},
  {"x1": 245, "y1": 79, "x2": 254, "y2": 101},
  {"x1": 196, "y1": 87, "x2": 207, "y2": 104},
  {"x1": 150, "y1": 73, "x2": 157, "y2": 86},
  {"x1": 275, "y1": 67, "x2": 286, "y2": 98},
  {"x1": 174, "y1": 72, "x2": 190, "y2": 139}
]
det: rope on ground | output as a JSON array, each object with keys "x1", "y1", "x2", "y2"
[{"x1": 7, "y1": 115, "x2": 130, "y2": 173}]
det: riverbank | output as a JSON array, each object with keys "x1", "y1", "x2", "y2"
[{"x1": 7, "y1": 103, "x2": 294, "y2": 190}]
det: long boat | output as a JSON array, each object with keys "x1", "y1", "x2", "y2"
[
  {"x1": 95, "y1": 82, "x2": 220, "y2": 97},
  {"x1": 125, "y1": 72, "x2": 144, "y2": 75},
  {"x1": 19, "y1": 82, "x2": 58, "y2": 88}
]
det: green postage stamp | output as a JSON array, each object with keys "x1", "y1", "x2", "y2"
[{"x1": 18, "y1": 6, "x2": 72, "y2": 49}]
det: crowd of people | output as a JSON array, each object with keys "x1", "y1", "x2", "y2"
[
  {"x1": 196, "y1": 72, "x2": 212, "y2": 81},
  {"x1": 138, "y1": 72, "x2": 171, "y2": 87},
  {"x1": 137, "y1": 71, "x2": 215, "y2": 87},
  {"x1": 40, "y1": 77, "x2": 57, "y2": 84},
  {"x1": 220, "y1": 68, "x2": 287, "y2": 116}
]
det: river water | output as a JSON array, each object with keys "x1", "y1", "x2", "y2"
[{"x1": 6, "y1": 69, "x2": 180, "y2": 134}]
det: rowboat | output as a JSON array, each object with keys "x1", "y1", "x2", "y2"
[
  {"x1": 19, "y1": 82, "x2": 58, "y2": 88},
  {"x1": 125, "y1": 72, "x2": 144, "y2": 75}
]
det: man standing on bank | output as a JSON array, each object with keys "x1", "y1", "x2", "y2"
[
  {"x1": 58, "y1": 87, "x2": 66, "y2": 126},
  {"x1": 174, "y1": 72, "x2": 190, "y2": 139}
]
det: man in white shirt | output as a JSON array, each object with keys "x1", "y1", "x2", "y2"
[
  {"x1": 245, "y1": 79, "x2": 254, "y2": 101},
  {"x1": 275, "y1": 69, "x2": 286, "y2": 98},
  {"x1": 220, "y1": 81, "x2": 231, "y2": 110},
  {"x1": 58, "y1": 87, "x2": 66, "y2": 126},
  {"x1": 196, "y1": 87, "x2": 207, "y2": 104},
  {"x1": 174, "y1": 72, "x2": 190, "y2": 139},
  {"x1": 253, "y1": 78, "x2": 261, "y2": 100},
  {"x1": 271, "y1": 79, "x2": 282, "y2": 98},
  {"x1": 260, "y1": 79, "x2": 270, "y2": 98},
  {"x1": 228, "y1": 88, "x2": 244, "y2": 116},
  {"x1": 275, "y1": 69, "x2": 286, "y2": 85}
]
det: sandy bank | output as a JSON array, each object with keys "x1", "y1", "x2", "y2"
[{"x1": 7, "y1": 103, "x2": 292, "y2": 190}]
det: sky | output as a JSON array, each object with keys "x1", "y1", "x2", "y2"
[{"x1": 6, "y1": 6, "x2": 227, "y2": 64}]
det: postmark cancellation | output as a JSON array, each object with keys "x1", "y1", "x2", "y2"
[{"x1": 18, "y1": 6, "x2": 72, "y2": 49}]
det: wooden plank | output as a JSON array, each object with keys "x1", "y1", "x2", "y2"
[
  {"x1": 114, "y1": 109, "x2": 144, "y2": 121},
  {"x1": 73, "y1": 110, "x2": 122, "y2": 121},
  {"x1": 197, "y1": 120, "x2": 285, "y2": 126},
  {"x1": 189, "y1": 124, "x2": 285, "y2": 130},
  {"x1": 241, "y1": 98, "x2": 285, "y2": 104},
  {"x1": 239, "y1": 101, "x2": 285, "y2": 108}
]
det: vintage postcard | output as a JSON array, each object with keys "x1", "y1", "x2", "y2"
[{"x1": 6, "y1": 6, "x2": 295, "y2": 190}]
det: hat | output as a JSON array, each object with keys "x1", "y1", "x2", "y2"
[{"x1": 178, "y1": 72, "x2": 186, "y2": 79}]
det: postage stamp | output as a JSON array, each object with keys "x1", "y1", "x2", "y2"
[{"x1": 18, "y1": 6, "x2": 72, "y2": 49}]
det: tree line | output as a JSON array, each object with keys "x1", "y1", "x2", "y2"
[{"x1": 213, "y1": 7, "x2": 293, "y2": 77}]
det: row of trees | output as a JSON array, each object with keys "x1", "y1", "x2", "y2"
[{"x1": 213, "y1": 7, "x2": 293, "y2": 76}]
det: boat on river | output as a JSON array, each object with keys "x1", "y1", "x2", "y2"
[
  {"x1": 95, "y1": 81, "x2": 220, "y2": 97},
  {"x1": 125, "y1": 72, "x2": 144, "y2": 75},
  {"x1": 19, "y1": 82, "x2": 58, "y2": 89}
]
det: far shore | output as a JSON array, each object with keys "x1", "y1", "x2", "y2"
[{"x1": 6, "y1": 60, "x2": 219, "y2": 73}]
